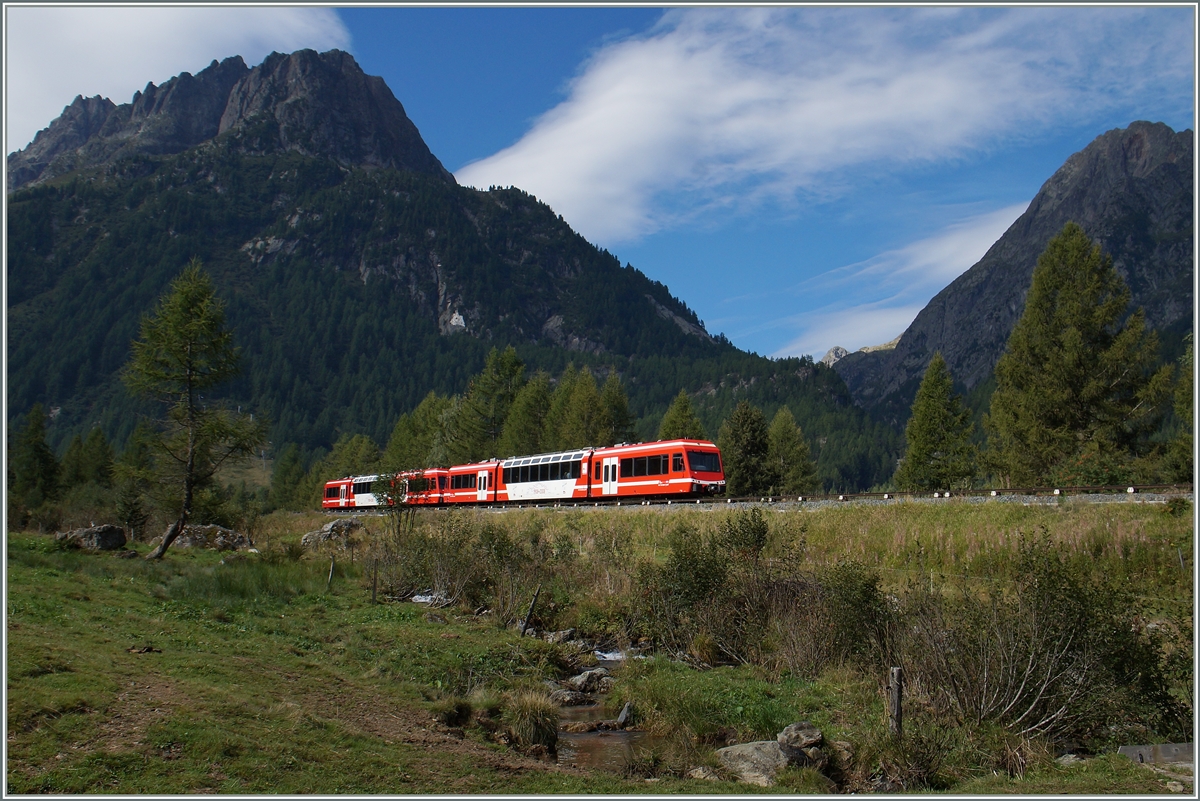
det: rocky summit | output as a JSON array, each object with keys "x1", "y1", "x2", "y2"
[
  {"x1": 7, "y1": 49, "x2": 453, "y2": 193},
  {"x1": 833, "y1": 121, "x2": 1193, "y2": 424}
]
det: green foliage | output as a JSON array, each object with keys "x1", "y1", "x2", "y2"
[
  {"x1": 558, "y1": 367, "x2": 602, "y2": 449},
  {"x1": 894, "y1": 353, "x2": 976, "y2": 491},
  {"x1": 268, "y1": 443, "x2": 307, "y2": 511},
  {"x1": 766, "y1": 406, "x2": 819, "y2": 494},
  {"x1": 713, "y1": 507, "x2": 769, "y2": 560},
  {"x1": 657, "y1": 389, "x2": 707, "y2": 440},
  {"x1": 8, "y1": 403, "x2": 60, "y2": 509},
  {"x1": 1165, "y1": 332, "x2": 1193, "y2": 482},
  {"x1": 457, "y1": 346, "x2": 525, "y2": 461},
  {"x1": 122, "y1": 260, "x2": 267, "y2": 556},
  {"x1": 382, "y1": 391, "x2": 452, "y2": 471},
  {"x1": 716, "y1": 400, "x2": 770, "y2": 496},
  {"x1": 985, "y1": 223, "x2": 1172, "y2": 486},
  {"x1": 496, "y1": 371, "x2": 550, "y2": 457},
  {"x1": 597, "y1": 371, "x2": 635, "y2": 446}
]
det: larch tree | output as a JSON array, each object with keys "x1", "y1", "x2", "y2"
[
  {"x1": 658, "y1": 389, "x2": 707, "y2": 441},
  {"x1": 498, "y1": 370, "x2": 551, "y2": 457},
  {"x1": 558, "y1": 368, "x2": 602, "y2": 449},
  {"x1": 767, "y1": 406, "x2": 820, "y2": 494},
  {"x1": 894, "y1": 352, "x2": 976, "y2": 491},
  {"x1": 717, "y1": 400, "x2": 771, "y2": 496},
  {"x1": 984, "y1": 223, "x2": 1171, "y2": 486},
  {"x1": 123, "y1": 259, "x2": 266, "y2": 559},
  {"x1": 8, "y1": 403, "x2": 59, "y2": 510},
  {"x1": 459, "y1": 346, "x2": 525, "y2": 461},
  {"x1": 597, "y1": 371, "x2": 635, "y2": 446}
]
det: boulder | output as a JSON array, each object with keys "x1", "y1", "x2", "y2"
[
  {"x1": 716, "y1": 741, "x2": 789, "y2": 786},
  {"x1": 687, "y1": 766, "x2": 721, "y2": 782},
  {"x1": 543, "y1": 628, "x2": 577, "y2": 644},
  {"x1": 616, "y1": 700, "x2": 633, "y2": 727},
  {"x1": 597, "y1": 676, "x2": 617, "y2": 693},
  {"x1": 173, "y1": 524, "x2": 253, "y2": 551},
  {"x1": 55, "y1": 524, "x2": 126, "y2": 551},
  {"x1": 548, "y1": 689, "x2": 591, "y2": 706},
  {"x1": 778, "y1": 721, "x2": 823, "y2": 757},
  {"x1": 301, "y1": 517, "x2": 362, "y2": 549},
  {"x1": 566, "y1": 667, "x2": 610, "y2": 693}
]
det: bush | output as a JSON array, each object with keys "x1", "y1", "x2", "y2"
[{"x1": 502, "y1": 689, "x2": 558, "y2": 751}]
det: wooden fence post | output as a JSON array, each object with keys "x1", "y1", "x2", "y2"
[
  {"x1": 888, "y1": 666, "x2": 903, "y2": 738},
  {"x1": 519, "y1": 583, "x2": 542, "y2": 637},
  {"x1": 326, "y1": 555, "x2": 336, "y2": 593}
]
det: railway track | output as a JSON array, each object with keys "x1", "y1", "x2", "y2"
[{"x1": 327, "y1": 483, "x2": 1193, "y2": 514}]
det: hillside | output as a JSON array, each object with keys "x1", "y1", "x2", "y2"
[
  {"x1": 831, "y1": 121, "x2": 1193, "y2": 426},
  {"x1": 6, "y1": 49, "x2": 899, "y2": 491}
]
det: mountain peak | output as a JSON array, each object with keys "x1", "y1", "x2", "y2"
[
  {"x1": 833, "y1": 121, "x2": 1192, "y2": 422},
  {"x1": 7, "y1": 49, "x2": 453, "y2": 192}
]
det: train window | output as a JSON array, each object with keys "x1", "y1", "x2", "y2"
[
  {"x1": 325, "y1": 486, "x2": 339, "y2": 499},
  {"x1": 352, "y1": 481, "x2": 373, "y2": 494},
  {"x1": 687, "y1": 450, "x2": 722, "y2": 473},
  {"x1": 593, "y1": 461, "x2": 599, "y2": 480},
  {"x1": 438, "y1": 476, "x2": 446, "y2": 489},
  {"x1": 566, "y1": 460, "x2": 579, "y2": 479},
  {"x1": 620, "y1": 458, "x2": 632, "y2": 478},
  {"x1": 537, "y1": 463, "x2": 547, "y2": 481},
  {"x1": 520, "y1": 465, "x2": 530, "y2": 483},
  {"x1": 673, "y1": 453, "x2": 684, "y2": 472}
]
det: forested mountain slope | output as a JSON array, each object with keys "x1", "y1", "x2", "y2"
[
  {"x1": 832, "y1": 121, "x2": 1193, "y2": 427},
  {"x1": 7, "y1": 49, "x2": 899, "y2": 491}
]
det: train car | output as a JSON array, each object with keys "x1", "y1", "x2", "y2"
[
  {"x1": 588, "y1": 439, "x2": 724, "y2": 500},
  {"x1": 444, "y1": 460, "x2": 502, "y2": 504},
  {"x1": 498, "y1": 449, "x2": 591, "y2": 503},
  {"x1": 322, "y1": 439, "x2": 725, "y2": 509},
  {"x1": 321, "y1": 474, "x2": 383, "y2": 510},
  {"x1": 397, "y1": 468, "x2": 448, "y2": 505}
]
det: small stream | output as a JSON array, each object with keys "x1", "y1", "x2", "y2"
[{"x1": 554, "y1": 653, "x2": 665, "y2": 771}]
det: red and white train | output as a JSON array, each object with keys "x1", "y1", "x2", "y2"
[{"x1": 321, "y1": 439, "x2": 725, "y2": 509}]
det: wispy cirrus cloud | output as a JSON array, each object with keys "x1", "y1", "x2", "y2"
[
  {"x1": 769, "y1": 203, "x2": 1028, "y2": 358},
  {"x1": 5, "y1": 6, "x2": 352, "y2": 152},
  {"x1": 456, "y1": 6, "x2": 1193, "y2": 246}
]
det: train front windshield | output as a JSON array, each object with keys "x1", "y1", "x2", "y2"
[{"x1": 687, "y1": 450, "x2": 722, "y2": 474}]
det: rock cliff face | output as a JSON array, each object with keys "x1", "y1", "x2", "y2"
[
  {"x1": 833, "y1": 121, "x2": 1193, "y2": 422},
  {"x1": 7, "y1": 49, "x2": 453, "y2": 192}
]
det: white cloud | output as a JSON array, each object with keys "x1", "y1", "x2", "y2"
[
  {"x1": 455, "y1": 6, "x2": 1193, "y2": 246},
  {"x1": 5, "y1": 6, "x2": 352, "y2": 152},
  {"x1": 769, "y1": 203, "x2": 1028, "y2": 358}
]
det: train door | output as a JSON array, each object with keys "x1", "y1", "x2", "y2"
[
  {"x1": 339, "y1": 484, "x2": 349, "y2": 508},
  {"x1": 477, "y1": 470, "x2": 489, "y2": 502},
  {"x1": 602, "y1": 456, "x2": 619, "y2": 496}
]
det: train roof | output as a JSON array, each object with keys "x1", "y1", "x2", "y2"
[{"x1": 499, "y1": 449, "x2": 590, "y2": 468}]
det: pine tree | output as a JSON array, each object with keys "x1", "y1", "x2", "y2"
[
  {"x1": 984, "y1": 223, "x2": 1171, "y2": 486},
  {"x1": 541, "y1": 364, "x2": 578, "y2": 451},
  {"x1": 8, "y1": 403, "x2": 59, "y2": 509},
  {"x1": 458, "y1": 346, "x2": 525, "y2": 461},
  {"x1": 658, "y1": 389, "x2": 707, "y2": 440},
  {"x1": 59, "y1": 434, "x2": 88, "y2": 490},
  {"x1": 1166, "y1": 332, "x2": 1194, "y2": 483},
  {"x1": 81, "y1": 428, "x2": 114, "y2": 487},
  {"x1": 597, "y1": 371, "x2": 635, "y2": 446},
  {"x1": 123, "y1": 259, "x2": 266, "y2": 558},
  {"x1": 767, "y1": 406, "x2": 819, "y2": 494},
  {"x1": 717, "y1": 400, "x2": 771, "y2": 496},
  {"x1": 382, "y1": 391, "x2": 452, "y2": 470},
  {"x1": 894, "y1": 353, "x2": 976, "y2": 491},
  {"x1": 269, "y1": 443, "x2": 307, "y2": 511},
  {"x1": 498, "y1": 371, "x2": 551, "y2": 457},
  {"x1": 559, "y1": 368, "x2": 602, "y2": 449}
]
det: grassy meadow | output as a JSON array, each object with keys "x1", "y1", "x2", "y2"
[{"x1": 7, "y1": 495, "x2": 1193, "y2": 794}]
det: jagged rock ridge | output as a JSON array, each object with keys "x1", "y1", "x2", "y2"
[
  {"x1": 7, "y1": 49, "x2": 453, "y2": 192},
  {"x1": 833, "y1": 121, "x2": 1193, "y2": 422}
]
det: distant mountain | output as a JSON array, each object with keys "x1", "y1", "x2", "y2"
[
  {"x1": 7, "y1": 49, "x2": 453, "y2": 192},
  {"x1": 833, "y1": 121, "x2": 1193, "y2": 425},
  {"x1": 7, "y1": 49, "x2": 900, "y2": 491}
]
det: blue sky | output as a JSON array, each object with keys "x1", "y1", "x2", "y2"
[{"x1": 6, "y1": 5, "x2": 1195, "y2": 359}]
